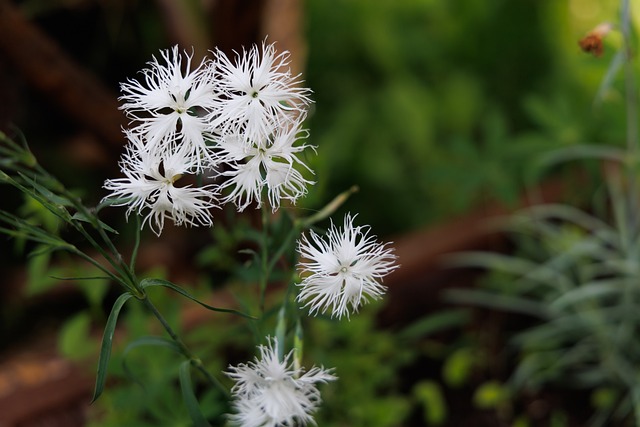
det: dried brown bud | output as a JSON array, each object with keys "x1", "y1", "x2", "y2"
[{"x1": 579, "y1": 23, "x2": 613, "y2": 57}]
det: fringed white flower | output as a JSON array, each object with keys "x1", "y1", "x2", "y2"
[
  {"x1": 102, "y1": 132, "x2": 218, "y2": 236},
  {"x1": 209, "y1": 41, "x2": 312, "y2": 146},
  {"x1": 119, "y1": 45, "x2": 217, "y2": 171},
  {"x1": 296, "y1": 214, "x2": 399, "y2": 319},
  {"x1": 226, "y1": 337, "x2": 336, "y2": 427},
  {"x1": 217, "y1": 119, "x2": 315, "y2": 212}
]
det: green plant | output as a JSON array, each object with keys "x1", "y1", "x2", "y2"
[
  {"x1": 444, "y1": 1, "x2": 640, "y2": 425},
  {"x1": 0, "y1": 38, "x2": 402, "y2": 426}
]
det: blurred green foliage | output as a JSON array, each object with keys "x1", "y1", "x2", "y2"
[
  {"x1": 304, "y1": 0, "x2": 626, "y2": 235},
  {"x1": 2, "y1": 0, "x2": 629, "y2": 237}
]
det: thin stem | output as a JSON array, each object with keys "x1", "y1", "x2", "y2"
[
  {"x1": 130, "y1": 215, "x2": 142, "y2": 272},
  {"x1": 65, "y1": 193, "x2": 139, "y2": 288},
  {"x1": 259, "y1": 206, "x2": 269, "y2": 315},
  {"x1": 141, "y1": 296, "x2": 229, "y2": 397},
  {"x1": 621, "y1": 0, "x2": 635, "y2": 141},
  {"x1": 267, "y1": 223, "x2": 301, "y2": 276},
  {"x1": 66, "y1": 245, "x2": 131, "y2": 290},
  {"x1": 621, "y1": 0, "x2": 640, "y2": 239},
  {"x1": 69, "y1": 220, "x2": 140, "y2": 296}
]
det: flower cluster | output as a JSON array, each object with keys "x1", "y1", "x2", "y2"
[
  {"x1": 103, "y1": 42, "x2": 314, "y2": 235},
  {"x1": 104, "y1": 41, "x2": 399, "y2": 426}
]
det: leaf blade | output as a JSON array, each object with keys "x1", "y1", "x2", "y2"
[{"x1": 92, "y1": 291, "x2": 134, "y2": 402}]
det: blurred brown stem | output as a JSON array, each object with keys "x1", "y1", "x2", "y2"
[{"x1": 0, "y1": 0, "x2": 125, "y2": 150}]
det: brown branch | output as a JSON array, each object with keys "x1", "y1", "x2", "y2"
[{"x1": 0, "y1": 0, "x2": 126, "y2": 150}]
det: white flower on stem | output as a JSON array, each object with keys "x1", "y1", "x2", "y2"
[
  {"x1": 210, "y1": 41, "x2": 312, "y2": 146},
  {"x1": 225, "y1": 337, "x2": 336, "y2": 427},
  {"x1": 217, "y1": 120, "x2": 315, "y2": 211},
  {"x1": 296, "y1": 214, "x2": 398, "y2": 319},
  {"x1": 119, "y1": 45, "x2": 217, "y2": 170},
  {"x1": 102, "y1": 132, "x2": 218, "y2": 236}
]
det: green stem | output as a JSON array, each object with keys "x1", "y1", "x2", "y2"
[
  {"x1": 622, "y1": 16, "x2": 638, "y2": 154},
  {"x1": 67, "y1": 245, "x2": 132, "y2": 291},
  {"x1": 620, "y1": 0, "x2": 640, "y2": 238},
  {"x1": 267, "y1": 223, "x2": 301, "y2": 275},
  {"x1": 130, "y1": 215, "x2": 142, "y2": 273},
  {"x1": 259, "y1": 206, "x2": 269, "y2": 315},
  {"x1": 141, "y1": 296, "x2": 229, "y2": 397}
]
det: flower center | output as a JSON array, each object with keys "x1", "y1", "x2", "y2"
[{"x1": 170, "y1": 88, "x2": 190, "y2": 114}]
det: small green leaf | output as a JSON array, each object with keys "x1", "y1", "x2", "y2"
[
  {"x1": 473, "y1": 381, "x2": 510, "y2": 409},
  {"x1": 443, "y1": 348, "x2": 475, "y2": 388},
  {"x1": 72, "y1": 211, "x2": 119, "y2": 234},
  {"x1": 92, "y1": 292, "x2": 133, "y2": 403},
  {"x1": 95, "y1": 196, "x2": 130, "y2": 212},
  {"x1": 25, "y1": 250, "x2": 59, "y2": 295},
  {"x1": 591, "y1": 387, "x2": 618, "y2": 410},
  {"x1": 179, "y1": 360, "x2": 211, "y2": 427},
  {"x1": 58, "y1": 312, "x2": 94, "y2": 360},
  {"x1": 15, "y1": 172, "x2": 73, "y2": 218},
  {"x1": 413, "y1": 380, "x2": 447, "y2": 426}
]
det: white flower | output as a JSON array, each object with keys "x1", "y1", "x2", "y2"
[
  {"x1": 225, "y1": 337, "x2": 336, "y2": 427},
  {"x1": 102, "y1": 132, "x2": 218, "y2": 236},
  {"x1": 217, "y1": 120, "x2": 315, "y2": 211},
  {"x1": 210, "y1": 41, "x2": 312, "y2": 146},
  {"x1": 119, "y1": 45, "x2": 217, "y2": 170},
  {"x1": 296, "y1": 214, "x2": 398, "y2": 319}
]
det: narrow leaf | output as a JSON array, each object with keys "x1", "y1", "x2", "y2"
[
  {"x1": 92, "y1": 292, "x2": 133, "y2": 402},
  {"x1": 179, "y1": 360, "x2": 211, "y2": 427},
  {"x1": 594, "y1": 49, "x2": 625, "y2": 107},
  {"x1": 534, "y1": 144, "x2": 626, "y2": 174},
  {"x1": 550, "y1": 279, "x2": 627, "y2": 311},
  {"x1": 444, "y1": 289, "x2": 551, "y2": 319},
  {"x1": 17, "y1": 171, "x2": 72, "y2": 207},
  {"x1": 399, "y1": 309, "x2": 470, "y2": 341},
  {"x1": 72, "y1": 211, "x2": 118, "y2": 234},
  {"x1": 140, "y1": 278, "x2": 254, "y2": 319},
  {"x1": 95, "y1": 196, "x2": 130, "y2": 213},
  {"x1": 275, "y1": 306, "x2": 287, "y2": 361}
]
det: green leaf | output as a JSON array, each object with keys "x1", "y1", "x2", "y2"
[
  {"x1": 473, "y1": 381, "x2": 510, "y2": 409},
  {"x1": 95, "y1": 196, "x2": 130, "y2": 213},
  {"x1": 594, "y1": 49, "x2": 625, "y2": 108},
  {"x1": 58, "y1": 312, "x2": 95, "y2": 360},
  {"x1": 549, "y1": 279, "x2": 626, "y2": 311},
  {"x1": 443, "y1": 288, "x2": 551, "y2": 319},
  {"x1": 25, "y1": 249, "x2": 59, "y2": 295},
  {"x1": 92, "y1": 292, "x2": 134, "y2": 403},
  {"x1": 442, "y1": 348, "x2": 475, "y2": 388},
  {"x1": 72, "y1": 211, "x2": 119, "y2": 234},
  {"x1": 534, "y1": 144, "x2": 626, "y2": 176},
  {"x1": 413, "y1": 380, "x2": 447, "y2": 426},
  {"x1": 179, "y1": 360, "x2": 211, "y2": 427},
  {"x1": 591, "y1": 387, "x2": 619, "y2": 410},
  {"x1": 140, "y1": 278, "x2": 254, "y2": 319},
  {"x1": 399, "y1": 309, "x2": 470, "y2": 341},
  {"x1": 16, "y1": 171, "x2": 73, "y2": 210}
]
